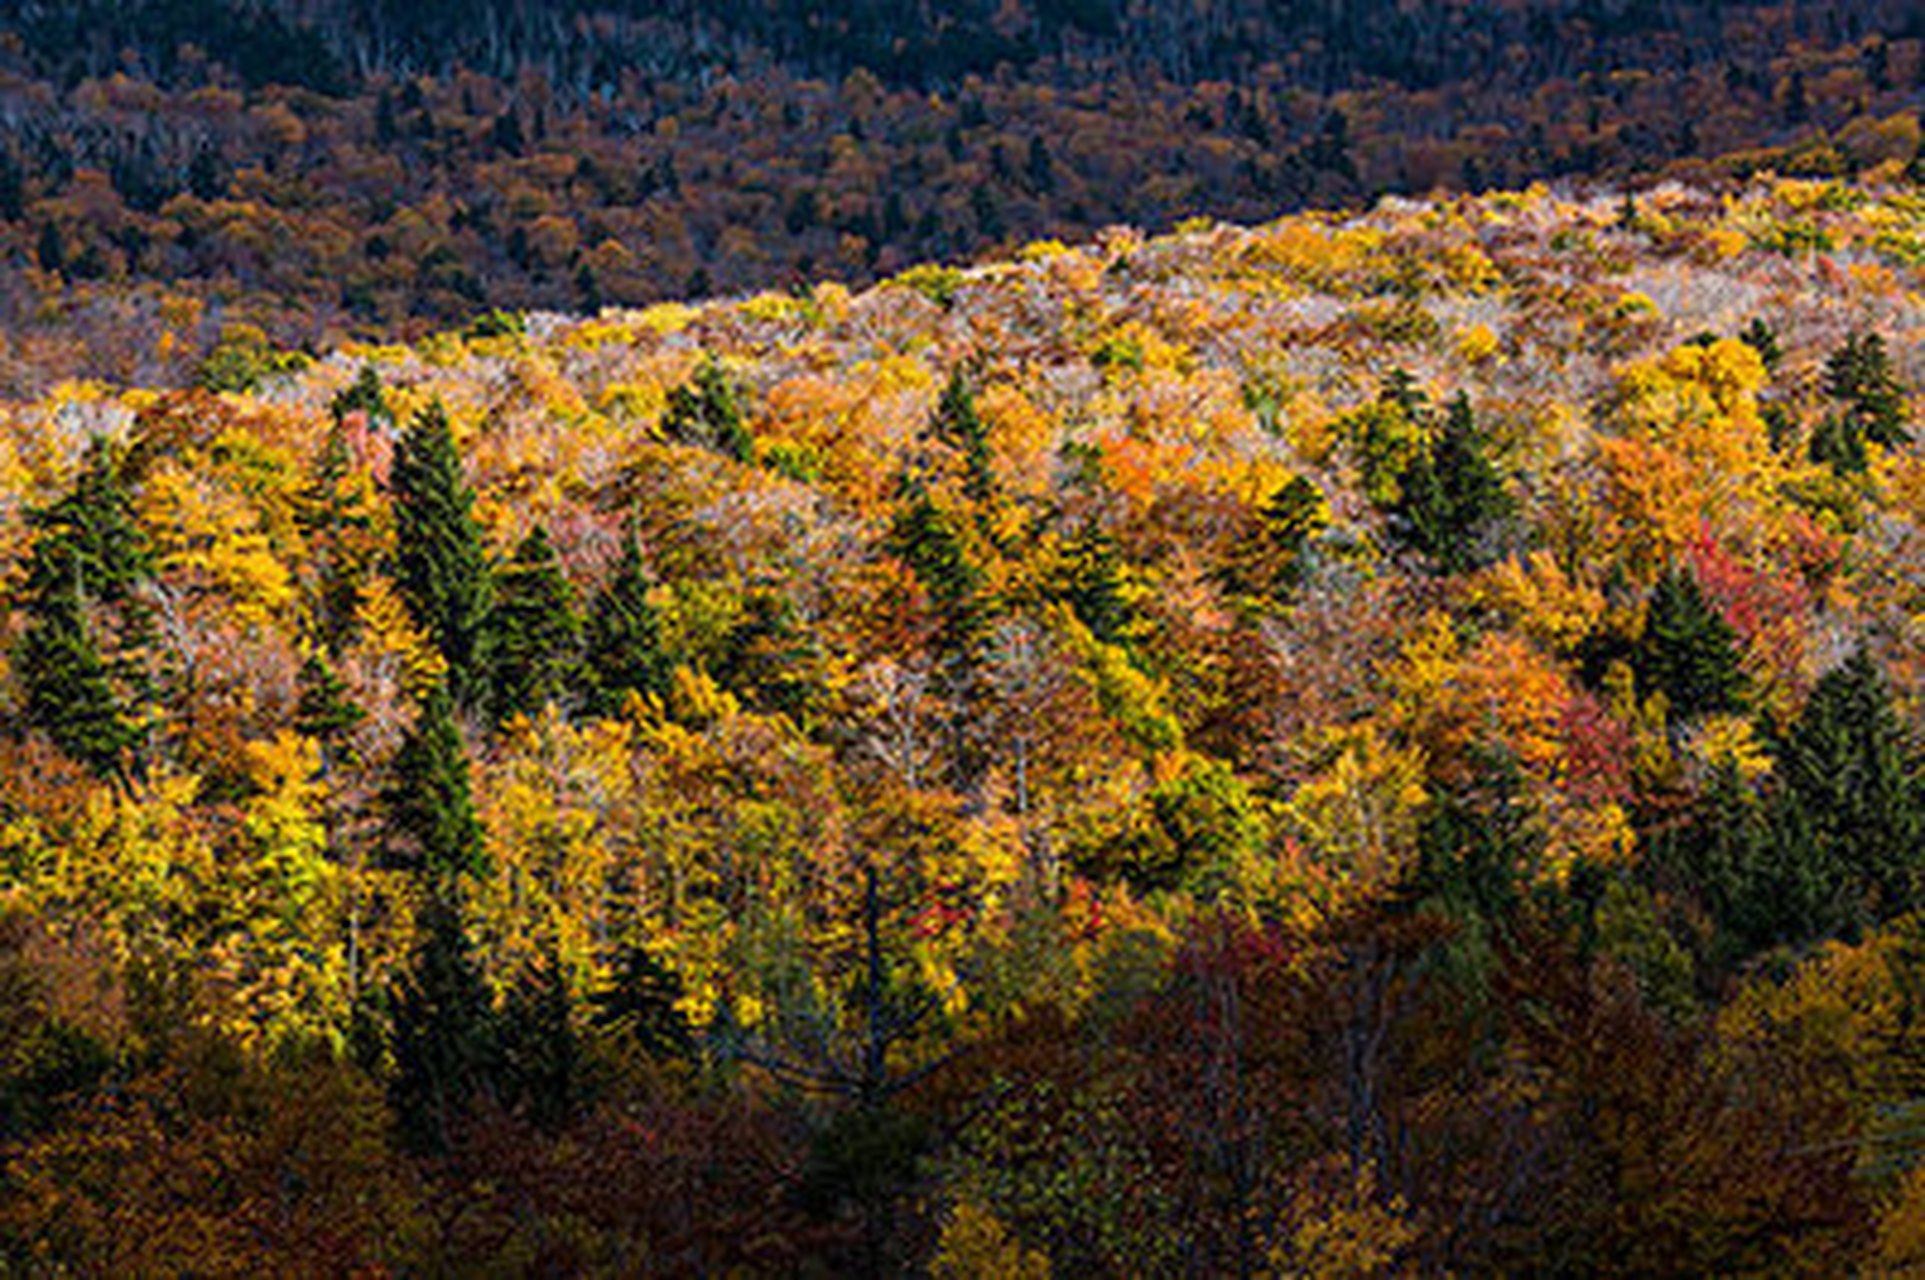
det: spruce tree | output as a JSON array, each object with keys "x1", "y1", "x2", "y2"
[
  {"x1": 584, "y1": 532, "x2": 669, "y2": 715},
  {"x1": 391, "y1": 400, "x2": 493, "y2": 710},
  {"x1": 662, "y1": 357, "x2": 753, "y2": 462},
  {"x1": 933, "y1": 367, "x2": 994, "y2": 508},
  {"x1": 1635, "y1": 567, "x2": 1747, "y2": 720},
  {"x1": 499, "y1": 949, "x2": 582, "y2": 1131},
  {"x1": 490, "y1": 525, "x2": 584, "y2": 722},
  {"x1": 1825, "y1": 331, "x2": 1910, "y2": 450},
  {"x1": 1064, "y1": 522, "x2": 1131, "y2": 646},
  {"x1": 383, "y1": 683, "x2": 488, "y2": 882},
  {"x1": 1775, "y1": 651, "x2": 1921, "y2": 925},
  {"x1": 389, "y1": 893, "x2": 499, "y2": 1154},
  {"x1": 15, "y1": 439, "x2": 153, "y2": 780},
  {"x1": 592, "y1": 941, "x2": 692, "y2": 1060},
  {"x1": 889, "y1": 482, "x2": 984, "y2": 658},
  {"x1": 1393, "y1": 393, "x2": 1512, "y2": 575}
]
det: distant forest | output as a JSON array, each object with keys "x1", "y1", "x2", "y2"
[{"x1": 0, "y1": 1, "x2": 1922, "y2": 393}]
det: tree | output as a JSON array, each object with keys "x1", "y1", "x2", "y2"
[
  {"x1": 383, "y1": 683, "x2": 487, "y2": 882},
  {"x1": 391, "y1": 400, "x2": 492, "y2": 710},
  {"x1": 15, "y1": 439, "x2": 154, "y2": 781},
  {"x1": 583, "y1": 531, "x2": 669, "y2": 715},
  {"x1": 1774, "y1": 652, "x2": 1921, "y2": 929},
  {"x1": 663, "y1": 357, "x2": 754, "y2": 462},
  {"x1": 1393, "y1": 393, "x2": 1512, "y2": 575},
  {"x1": 389, "y1": 893, "x2": 499, "y2": 1154},
  {"x1": 1635, "y1": 567, "x2": 1746, "y2": 721},
  {"x1": 933, "y1": 368, "x2": 995, "y2": 509},
  {"x1": 490, "y1": 525, "x2": 583, "y2": 722}
]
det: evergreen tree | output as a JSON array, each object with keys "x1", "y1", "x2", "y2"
[
  {"x1": 391, "y1": 400, "x2": 493, "y2": 709},
  {"x1": 15, "y1": 439, "x2": 153, "y2": 781},
  {"x1": 1393, "y1": 393, "x2": 1512, "y2": 575},
  {"x1": 890, "y1": 482, "x2": 984, "y2": 657},
  {"x1": 490, "y1": 525, "x2": 584, "y2": 722},
  {"x1": 389, "y1": 893, "x2": 499, "y2": 1154},
  {"x1": 1064, "y1": 521, "x2": 1131, "y2": 646},
  {"x1": 662, "y1": 357, "x2": 753, "y2": 462},
  {"x1": 499, "y1": 948, "x2": 582, "y2": 1131},
  {"x1": 1825, "y1": 331, "x2": 1910, "y2": 450},
  {"x1": 300, "y1": 406, "x2": 379, "y2": 655},
  {"x1": 383, "y1": 683, "x2": 487, "y2": 882},
  {"x1": 584, "y1": 532, "x2": 670, "y2": 715},
  {"x1": 1775, "y1": 651, "x2": 1921, "y2": 925},
  {"x1": 1230, "y1": 474, "x2": 1328, "y2": 604},
  {"x1": 1635, "y1": 567, "x2": 1746, "y2": 720},
  {"x1": 933, "y1": 367, "x2": 994, "y2": 509},
  {"x1": 592, "y1": 941, "x2": 692, "y2": 1060},
  {"x1": 294, "y1": 650, "x2": 364, "y2": 754}
]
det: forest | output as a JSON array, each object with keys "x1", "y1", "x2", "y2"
[
  {"x1": 1, "y1": 164, "x2": 1924, "y2": 1272},
  {"x1": 2, "y1": 1, "x2": 1925, "y2": 395}
]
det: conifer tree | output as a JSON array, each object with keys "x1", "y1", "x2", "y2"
[
  {"x1": 890, "y1": 482, "x2": 984, "y2": 658},
  {"x1": 391, "y1": 400, "x2": 492, "y2": 709},
  {"x1": 1393, "y1": 393, "x2": 1512, "y2": 575},
  {"x1": 584, "y1": 532, "x2": 669, "y2": 715},
  {"x1": 1775, "y1": 651, "x2": 1921, "y2": 924},
  {"x1": 933, "y1": 367, "x2": 994, "y2": 508},
  {"x1": 389, "y1": 893, "x2": 499, "y2": 1154},
  {"x1": 499, "y1": 949, "x2": 582, "y2": 1131},
  {"x1": 1065, "y1": 522, "x2": 1131, "y2": 646},
  {"x1": 662, "y1": 356, "x2": 753, "y2": 462},
  {"x1": 15, "y1": 439, "x2": 154, "y2": 781},
  {"x1": 490, "y1": 525, "x2": 583, "y2": 722},
  {"x1": 383, "y1": 683, "x2": 487, "y2": 882},
  {"x1": 1635, "y1": 567, "x2": 1746, "y2": 720},
  {"x1": 592, "y1": 941, "x2": 693, "y2": 1060},
  {"x1": 1825, "y1": 331, "x2": 1910, "y2": 450}
]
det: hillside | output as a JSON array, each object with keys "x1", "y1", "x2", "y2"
[
  {"x1": 1, "y1": 1, "x2": 1923, "y2": 396},
  {"x1": 3, "y1": 176, "x2": 1925, "y2": 1271}
]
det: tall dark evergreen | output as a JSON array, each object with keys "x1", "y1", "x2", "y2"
[
  {"x1": 389, "y1": 894, "x2": 499, "y2": 1154},
  {"x1": 391, "y1": 400, "x2": 493, "y2": 709},
  {"x1": 592, "y1": 941, "x2": 693, "y2": 1060},
  {"x1": 14, "y1": 439, "x2": 154, "y2": 781},
  {"x1": 662, "y1": 357, "x2": 753, "y2": 463},
  {"x1": 890, "y1": 482, "x2": 984, "y2": 658},
  {"x1": 384, "y1": 683, "x2": 488, "y2": 882},
  {"x1": 499, "y1": 949, "x2": 583, "y2": 1131},
  {"x1": 584, "y1": 533, "x2": 670, "y2": 715},
  {"x1": 1774, "y1": 652, "x2": 1921, "y2": 927},
  {"x1": 1235, "y1": 474, "x2": 1327, "y2": 604},
  {"x1": 490, "y1": 525, "x2": 584, "y2": 722},
  {"x1": 1393, "y1": 393, "x2": 1512, "y2": 575},
  {"x1": 1635, "y1": 567, "x2": 1746, "y2": 720},
  {"x1": 1813, "y1": 331, "x2": 1910, "y2": 473},
  {"x1": 933, "y1": 367, "x2": 994, "y2": 509},
  {"x1": 1065, "y1": 522, "x2": 1131, "y2": 646}
]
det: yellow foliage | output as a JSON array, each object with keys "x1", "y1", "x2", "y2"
[
  {"x1": 1470, "y1": 552, "x2": 1606, "y2": 653},
  {"x1": 1283, "y1": 722, "x2": 1427, "y2": 894},
  {"x1": 352, "y1": 576, "x2": 447, "y2": 695},
  {"x1": 930, "y1": 1199, "x2": 1052, "y2": 1280}
]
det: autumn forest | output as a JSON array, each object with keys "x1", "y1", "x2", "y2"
[{"x1": 5, "y1": 2, "x2": 1925, "y2": 1277}]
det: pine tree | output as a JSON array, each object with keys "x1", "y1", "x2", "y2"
[
  {"x1": 1635, "y1": 567, "x2": 1746, "y2": 720},
  {"x1": 933, "y1": 367, "x2": 994, "y2": 509},
  {"x1": 499, "y1": 949, "x2": 582, "y2": 1131},
  {"x1": 490, "y1": 525, "x2": 584, "y2": 722},
  {"x1": 383, "y1": 683, "x2": 488, "y2": 882},
  {"x1": 890, "y1": 482, "x2": 984, "y2": 658},
  {"x1": 1823, "y1": 331, "x2": 1910, "y2": 454},
  {"x1": 389, "y1": 893, "x2": 499, "y2": 1154},
  {"x1": 391, "y1": 400, "x2": 493, "y2": 709},
  {"x1": 1775, "y1": 651, "x2": 1921, "y2": 926},
  {"x1": 584, "y1": 532, "x2": 670, "y2": 715},
  {"x1": 1065, "y1": 521, "x2": 1131, "y2": 646},
  {"x1": 15, "y1": 439, "x2": 154, "y2": 781},
  {"x1": 662, "y1": 357, "x2": 753, "y2": 462},
  {"x1": 1393, "y1": 393, "x2": 1512, "y2": 575},
  {"x1": 299, "y1": 415, "x2": 378, "y2": 654}
]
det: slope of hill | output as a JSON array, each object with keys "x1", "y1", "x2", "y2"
[
  {"x1": 3, "y1": 175, "x2": 1925, "y2": 1271},
  {"x1": 0, "y1": 1, "x2": 1922, "y2": 395}
]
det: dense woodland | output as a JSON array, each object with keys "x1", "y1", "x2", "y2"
[
  {"x1": 0, "y1": 168, "x2": 1923, "y2": 1272},
  {"x1": 1, "y1": 1, "x2": 1925, "y2": 394}
]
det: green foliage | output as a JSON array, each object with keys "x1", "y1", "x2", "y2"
[
  {"x1": 391, "y1": 400, "x2": 493, "y2": 710},
  {"x1": 891, "y1": 483, "x2": 985, "y2": 656},
  {"x1": 591, "y1": 941, "x2": 692, "y2": 1060},
  {"x1": 489, "y1": 525, "x2": 584, "y2": 722},
  {"x1": 935, "y1": 367, "x2": 995, "y2": 509},
  {"x1": 1635, "y1": 567, "x2": 1746, "y2": 720},
  {"x1": 388, "y1": 894, "x2": 498, "y2": 1154},
  {"x1": 1391, "y1": 393, "x2": 1513, "y2": 575},
  {"x1": 662, "y1": 357, "x2": 754, "y2": 462},
  {"x1": 383, "y1": 683, "x2": 487, "y2": 882},
  {"x1": 1817, "y1": 331, "x2": 1910, "y2": 472},
  {"x1": 584, "y1": 533, "x2": 670, "y2": 715},
  {"x1": 15, "y1": 439, "x2": 153, "y2": 780},
  {"x1": 1062, "y1": 523, "x2": 1131, "y2": 647},
  {"x1": 195, "y1": 326, "x2": 307, "y2": 394}
]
